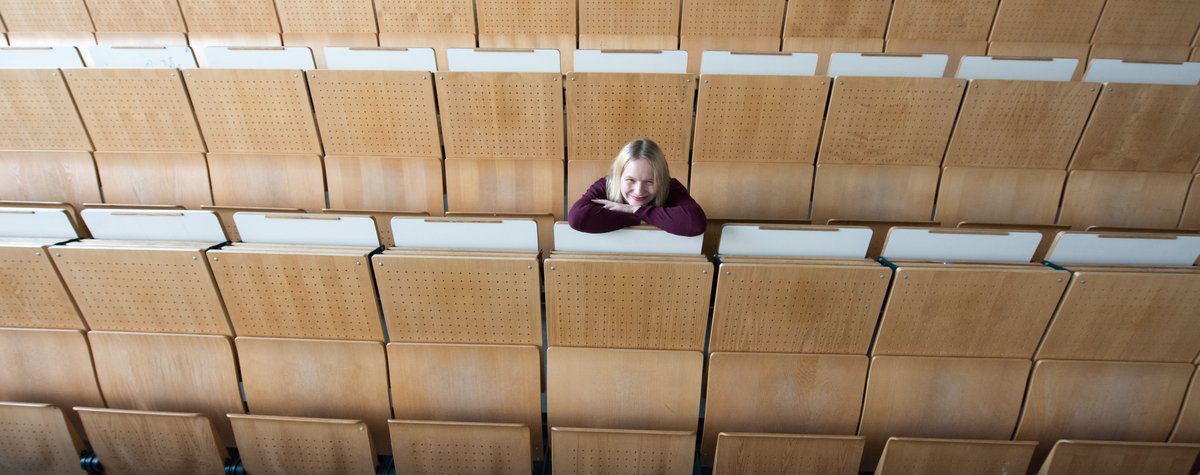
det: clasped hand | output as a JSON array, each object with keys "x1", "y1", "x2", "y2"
[{"x1": 592, "y1": 199, "x2": 639, "y2": 214}]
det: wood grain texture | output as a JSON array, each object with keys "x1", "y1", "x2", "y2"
[
  {"x1": 177, "y1": 0, "x2": 280, "y2": 33},
  {"x1": 1091, "y1": 0, "x2": 1200, "y2": 46},
  {"x1": 884, "y1": 38, "x2": 987, "y2": 77},
  {"x1": 0, "y1": 151, "x2": 100, "y2": 214},
  {"x1": 689, "y1": 162, "x2": 813, "y2": 220},
  {"x1": 375, "y1": 254, "x2": 541, "y2": 346},
  {"x1": 935, "y1": 167, "x2": 1066, "y2": 226},
  {"x1": 545, "y1": 257, "x2": 713, "y2": 351},
  {"x1": 713, "y1": 433, "x2": 864, "y2": 475},
  {"x1": 207, "y1": 153, "x2": 327, "y2": 211},
  {"x1": 874, "y1": 437, "x2": 1035, "y2": 475},
  {"x1": 886, "y1": 0, "x2": 999, "y2": 41},
  {"x1": 693, "y1": 75, "x2": 829, "y2": 164},
  {"x1": 444, "y1": 158, "x2": 565, "y2": 219},
  {"x1": 87, "y1": 332, "x2": 244, "y2": 445},
  {"x1": 307, "y1": 70, "x2": 440, "y2": 157},
  {"x1": 0, "y1": 242, "x2": 85, "y2": 330},
  {"x1": 873, "y1": 265, "x2": 1068, "y2": 358},
  {"x1": 988, "y1": 0, "x2": 1105, "y2": 43},
  {"x1": 200, "y1": 205, "x2": 303, "y2": 242},
  {"x1": 210, "y1": 247, "x2": 384, "y2": 341},
  {"x1": 1038, "y1": 440, "x2": 1199, "y2": 475},
  {"x1": 945, "y1": 80, "x2": 1098, "y2": 169},
  {"x1": 985, "y1": 41, "x2": 1091, "y2": 80},
  {"x1": 819, "y1": 78, "x2": 965, "y2": 166},
  {"x1": 566, "y1": 73, "x2": 696, "y2": 164},
  {"x1": 0, "y1": 69, "x2": 91, "y2": 150},
  {"x1": 93, "y1": 152, "x2": 213, "y2": 209},
  {"x1": 325, "y1": 156, "x2": 443, "y2": 215},
  {"x1": 474, "y1": 0, "x2": 576, "y2": 70},
  {"x1": 390, "y1": 421, "x2": 530, "y2": 475},
  {"x1": 64, "y1": 68, "x2": 203, "y2": 153},
  {"x1": 1181, "y1": 175, "x2": 1200, "y2": 229},
  {"x1": 0, "y1": 403, "x2": 85, "y2": 475},
  {"x1": 547, "y1": 347, "x2": 703, "y2": 432},
  {"x1": 551, "y1": 427, "x2": 695, "y2": 475},
  {"x1": 782, "y1": 37, "x2": 885, "y2": 75},
  {"x1": 387, "y1": 343, "x2": 543, "y2": 460},
  {"x1": 701, "y1": 353, "x2": 868, "y2": 464},
  {"x1": 436, "y1": 73, "x2": 563, "y2": 161},
  {"x1": 1070, "y1": 84, "x2": 1200, "y2": 173},
  {"x1": 811, "y1": 164, "x2": 940, "y2": 223},
  {"x1": 679, "y1": 0, "x2": 787, "y2": 72},
  {"x1": 53, "y1": 245, "x2": 230, "y2": 335},
  {"x1": 0, "y1": 0, "x2": 93, "y2": 31},
  {"x1": 578, "y1": 0, "x2": 679, "y2": 49},
  {"x1": 1172, "y1": 367, "x2": 1200, "y2": 442},
  {"x1": 229, "y1": 414, "x2": 379, "y2": 473},
  {"x1": 858, "y1": 356, "x2": 1032, "y2": 469},
  {"x1": 273, "y1": 0, "x2": 377, "y2": 33},
  {"x1": 0, "y1": 329, "x2": 104, "y2": 434},
  {"x1": 183, "y1": 69, "x2": 321, "y2": 155},
  {"x1": 83, "y1": 0, "x2": 185, "y2": 32},
  {"x1": 566, "y1": 160, "x2": 613, "y2": 212},
  {"x1": 1015, "y1": 360, "x2": 1194, "y2": 466},
  {"x1": 375, "y1": 0, "x2": 474, "y2": 37},
  {"x1": 709, "y1": 262, "x2": 889, "y2": 353},
  {"x1": 235, "y1": 337, "x2": 392, "y2": 454},
  {"x1": 1058, "y1": 171, "x2": 1192, "y2": 229},
  {"x1": 76, "y1": 408, "x2": 228, "y2": 475},
  {"x1": 1035, "y1": 269, "x2": 1200, "y2": 362},
  {"x1": 783, "y1": 0, "x2": 890, "y2": 39}
]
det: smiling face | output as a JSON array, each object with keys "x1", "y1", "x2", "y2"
[{"x1": 620, "y1": 158, "x2": 656, "y2": 207}]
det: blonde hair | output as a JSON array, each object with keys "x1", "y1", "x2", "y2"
[{"x1": 606, "y1": 139, "x2": 671, "y2": 207}]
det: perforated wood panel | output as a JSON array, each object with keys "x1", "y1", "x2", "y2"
[
  {"x1": 819, "y1": 78, "x2": 964, "y2": 166},
  {"x1": 474, "y1": 0, "x2": 575, "y2": 36},
  {"x1": 874, "y1": 266, "x2": 1067, "y2": 358},
  {"x1": 1058, "y1": 171, "x2": 1192, "y2": 229},
  {"x1": 53, "y1": 246, "x2": 230, "y2": 335},
  {"x1": 1015, "y1": 360, "x2": 1194, "y2": 465},
  {"x1": 375, "y1": 254, "x2": 541, "y2": 345},
  {"x1": 874, "y1": 438, "x2": 1036, "y2": 475},
  {"x1": 0, "y1": 0, "x2": 93, "y2": 31},
  {"x1": 709, "y1": 262, "x2": 888, "y2": 353},
  {"x1": 375, "y1": 0, "x2": 474, "y2": 34},
  {"x1": 713, "y1": 433, "x2": 865, "y2": 475},
  {"x1": 77, "y1": 409, "x2": 228, "y2": 474},
  {"x1": 177, "y1": 0, "x2": 280, "y2": 32},
  {"x1": 934, "y1": 167, "x2": 1066, "y2": 226},
  {"x1": 84, "y1": 0, "x2": 185, "y2": 32},
  {"x1": 1040, "y1": 441, "x2": 1199, "y2": 475},
  {"x1": 391, "y1": 421, "x2": 530, "y2": 475},
  {"x1": 689, "y1": 162, "x2": 813, "y2": 220},
  {"x1": 1092, "y1": 0, "x2": 1200, "y2": 46},
  {"x1": 551, "y1": 428, "x2": 695, "y2": 475},
  {"x1": 545, "y1": 257, "x2": 713, "y2": 351},
  {"x1": 63, "y1": 69, "x2": 203, "y2": 153},
  {"x1": 1071, "y1": 85, "x2": 1200, "y2": 173},
  {"x1": 1036, "y1": 270, "x2": 1200, "y2": 362},
  {"x1": 578, "y1": 0, "x2": 679, "y2": 49},
  {"x1": 693, "y1": 75, "x2": 828, "y2": 164},
  {"x1": 0, "y1": 329, "x2": 105, "y2": 427},
  {"x1": 988, "y1": 0, "x2": 1105, "y2": 43},
  {"x1": 93, "y1": 152, "x2": 213, "y2": 209},
  {"x1": 308, "y1": 70, "x2": 439, "y2": 157},
  {"x1": 0, "y1": 244, "x2": 84, "y2": 330},
  {"x1": 858, "y1": 356, "x2": 1031, "y2": 468},
  {"x1": 783, "y1": 0, "x2": 890, "y2": 39},
  {"x1": 211, "y1": 249, "x2": 383, "y2": 340},
  {"x1": 945, "y1": 80, "x2": 1098, "y2": 169},
  {"x1": 207, "y1": 153, "x2": 326, "y2": 211},
  {"x1": 236, "y1": 337, "x2": 391, "y2": 453},
  {"x1": 0, "y1": 403, "x2": 84, "y2": 475},
  {"x1": 0, "y1": 151, "x2": 101, "y2": 215},
  {"x1": 547, "y1": 347, "x2": 703, "y2": 431},
  {"x1": 273, "y1": 0, "x2": 376, "y2": 33},
  {"x1": 326, "y1": 156, "x2": 443, "y2": 215},
  {"x1": 230, "y1": 415, "x2": 379, "y2": 472},
  {"x1": 388, "y1": 343, "x2": 543, "y2": 459},
  {"x1": 680, "y1": 0, "x2": 787, "y2": 39},
  {"x1": 702, "y1": 353, "x2": 868, "y2": 464},
  {"x1": 886, "y1": 0, "x2": 999, "y2": 41},
  {"x1": 566, "y1": 73, "x2": 695, "y2": 163},
  {"x1": 811, "y1": 164, "x2": 940, "y2": 223},
  {"x1": 0, "y1": 70, "x2": 91, "y2": 151},
  {"x1": 436, "y1": 73, "x2": 562, "y2": 160},
  {"x1": 184, "y1": 69, "x2": 321, "y2": 155},
  {"x1": 445, "y1": 158, "x2": 565, "y2": 219}
]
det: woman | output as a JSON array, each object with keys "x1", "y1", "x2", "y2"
[{"x1": 567, "y1": 139, "x2": 706, "y2": 237}]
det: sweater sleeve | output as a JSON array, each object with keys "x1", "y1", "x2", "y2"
[
  {"x1": 633, "y1": 179, "x2": 708, "y2": 237},
  {"x1": 567, "y1": 177, "x2": 642, "y2": 233}
]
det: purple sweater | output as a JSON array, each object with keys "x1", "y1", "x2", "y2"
[{"x1": 567, "y1": 177, "x2": 707, "y2": 236}]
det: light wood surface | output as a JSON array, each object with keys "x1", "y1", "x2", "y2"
[
  {"x1": 701, "y1": 353, "x2": 868, "y2": 464},
  {"x1": 210, "y1": 247, "x2": 384, "y2": 341},
  {"x1": 177, "y1": 0, "x2": 280, "y2": 33},
  {"x1": 0, "y1": 243, "x2": 85, "y2": 330},
  {"x1": 235, "y1": 337, "x2": 392, "y2": 454},
  {"x1": 1182, "y1": 175, "x2": 1200, "y2": 229},
  {"x1": 935, "y1": 167, "x2": 1066, "y2": 226},
  {"x1": 782, "y1": 0, "x2": 890, "y2": 43},
  {"x1": 884, "y1": 39, "x2": 987, "y2": 77},
  {"x1": 709, "y1": 262, "x2": 889, "y2": 353},
  {"x1": 1038, "y1": 440, "x2": 1200, "y2": 475},
  {"x1": 229, "y1": 414, "x2": 379, "y2": 474},
  {"x1": 985, "y1": 42, "x2": 1091, "y2": 80},
  {"x1": 0, "y1": 69, "x2": 92, "y2": 150},
  {"x1": 322, "y1": 209, "x2": 428, "y2": 247},
  {"x1": 0, "y1": 328, "x2": 105, "y2": 435},
  {"x1": 551, "y1": 427, "x2": 695, "y2": 475},
  {"x1": 1091, "y1": 0, "x2": 1200, "y2": 47},
  {"x1": 207, "y1": 153, "x2": 327, "y2": 211},
  {"x1": 87, "y1": 332, "x2": 244, "y2": 445},
  {"x1": 713, "y1": 433, "x2": 864, "y2": 475},
  {"x1": 827, "y1": 219, "x2": 940, "y2": 258},
  {"x1": 547, "y1": 347, "x2": 703, "y2": 432},
  {"x1": 374, "y1": 254, "x2": 541, "y2": 346},
  {"x1": 811, "y1": 164, "x2": 940, "y2": 223},
  {"x1": 375, "y1": 0, "x2": 474, "y2": 70},
  {"x1": 76, "y1": 408, "x2": 228, "y2": 475},
  {"x1": 689, "y1": 162, "x2": 813, "y2": 220},
  {"x1": 873, "y1": 264, "x2": 1068, "y2": 358},
  {"x1": 565, "y1": 72, "x2": 696, "y2": 164},
  {"x1": 874, "y1": 437, "x2": 1036, "y2": 475},
  {"x1": 1035, "y1": 269, "x2": 1200, "y2": 362},
  {"x1": 783, "y1": 37, "x2": 885, "y2": 75},
  {"x1": 545, "y1": 257, "x2": 713, "y2": 351},
  {"x1": 566, "y1": 160, "x2": 612, "y2": 210},
  {"x1": 64, "y1": 68, "x2": 203, "y2": 153},
  {"x1": 390, "y1": 420, "x2": 531, "y2": 475},
  {"x1": 308, "y1": 70, "x2": 440, "y2": 157},
  {"x1": 474, "y1": 0, "x2": 576, "y2": 71},
  {"x1": 0, "y1": 0, "x2": 94, "y2": 31},
  {"x1": 93, "y1": 152, "x2": 213, "y2": 209},
  {"x1": 0, "y1": 402, "x2": 85, "y2": 475},
  {"x1": 83, "y1": 0, "x2": 185, "y2": 33},
  {"x1": 1016, "y1": 360, "x2": 1195, "y2": 467},
  {"x1": 693, "y1": 75, "x2": 828, "y2": 164},
  {"x1": 858, "y1": 356, "x2": 1032, "y2": 469},
  {"x1": 989, "y1": 0, "x2": 1106, "y2": 43},
  {"x1": 445, "y1": 158, "x2": 565, "y2": 220},
  {"x1": 1071, "y1": 84, "x2": 1200, "y2": 173},
  {"x1": 183, "y1": 69, "x2": 322, "y2": 155},
  {"x1": 325, "y1": 156, "x2": 443, "y2": 215},
  {"x1": 679, "y1": 0, "x2": 787, "y2": 73},
  {"x1": 886, "y1": 0, "x2": 998, "y2": 41},
  {"x1": 1172, "y1": 366, "x2": 1200, "y2": 442},
  {"x1": 201, "y1": 205, "x2": 303, "y2": 242},
  {"x1": 274, "y1": 0, "x2": 376, "y2": 33},
  {"x1": 819, "y1": 77, "x2": 964, "y2": 166},
  {"x1": 0, "y1": 151, "x2": 101, "y2": 214},
  {"x1": 388, "y1": 343, "x2": 543, "y2": 459},
  {"x1": 577, "y1": 0, "x2": 679, "y2": 49},
  {"x1": 1058, "y1": 171, "x2": 1192, "y2": 229},
  {"x1": 945, "y1": 80, "x2": 1098, "y2": 169},
  {"x1": 436, "y1": 72, "x2": 563, "y2": 160}
]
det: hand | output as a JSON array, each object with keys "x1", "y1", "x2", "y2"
[{"x1": 592, "y1": 199, "x2": 639, "y2": 214}]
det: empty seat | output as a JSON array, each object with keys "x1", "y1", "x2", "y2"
[
  {"x1": 1037, "y1": 440, "x2": 1200, "y2": 475},
  {"x1": 577, "y1": 0, "x2": 679, "y2": 49},
  {"x1": 712, "y1": 433, "x2": 864, "y2": 475},
  {"x1": 473, "y1": 0, "x2": 575, "y2": 71},
  {"x1": 176, "y1": 0, "x2": 282, "y2": 67},
  {"x1": 229, "y1": 414, "x2": 380, "y2": 474},
  {"x1": 374, "y1": 0, "x2": 474, "y2": 70},
  {"x1": 0, "y1": 328, "x2": 106, "y2": 433},
  {"x1": 812, "y1": 164, "x2": 940, "y2": 223},
  {"x1": 1058, "y1": 170, "x2": 1192, "y2": 229},
  {"x1": 390, "y1": 420, "x2": 531, "y2": 475},
  {"x1": 935, "y1": 167, "x2": 1067, "y2": 226},
  {"x1": 0, "y1": 402, "x2": 86, "y2": 475},
  {"x1": 0, "y1": 0, "x2": 97, "y2": 64},
  {"x1": 874, "y1": 437, "x2": 1036, "y2": 475},
  {"x1": 75, "y1": 408, "x2": 229, "y2": 475},
  {"x1": 0, "y1": 233, "x2": 86, "y2": 330},
  {"x1": 273, "y1": 0, "x2": 378, "y2": 69},
  {"x1": 883, "y1": 0, "x2": 996, "y2": 76},
  {"x1": 986, "y1": 0, "x2": 1102, "y2": 79},
  {"x1": 678, "y1": 0, "x2": 786, "y2": 73},
  {"x1": 551, "y1": 427, "x2": 695, "y2": 475},
  {"x1": 85, "y1": 0, "x2": 188, "y2": 46},
  {"x1": 1070, "y1": 84, "x2": 1200, "y2": 174},
  {"x1": 781, "y1": 0, "x2": 889, "y2": 74},
  {"x1": 1089, "y1": 0, "x2": 1200, "y2": 63}
]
